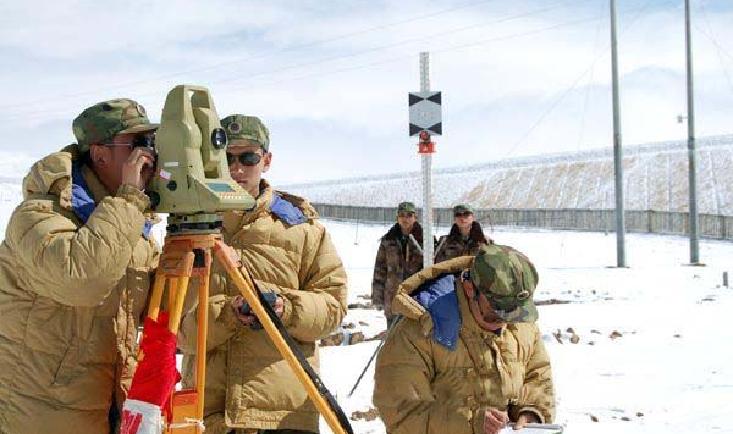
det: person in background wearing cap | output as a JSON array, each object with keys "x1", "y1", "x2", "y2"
[
  {"x1": 371, "y1": 201, "x2": 425, "y2": 327},
  {"x1": 178, "y1": 114, "x2": 347, "y2": 434},
  {"x1": 373, "y1": 244, "x2": 555, "y2": 434},
  {"x1": 434, "y1": 204, "x2": 492, "y2": 264},
  {"x1": 0, "y1": 99, "x2": 160, "y2": 433}
]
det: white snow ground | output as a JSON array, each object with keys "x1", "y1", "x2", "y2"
[
  {"x1": 1, "y1": 195, "x2": 732, "y2": 433},
  {"x1": 320, "y1": 220, "x2": 733, "y2": 434}
]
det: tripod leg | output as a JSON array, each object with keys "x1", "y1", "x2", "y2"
[
  {"x1": 168, "y1": 277, "x2": 179, "y2": 316},
  {"x1": 148, "y1": 271, "x2": 167, "y2": 320},
  {"x1": 169, "y1": 275, "x2": 191, "y2": 334},
  {"x1": 194, "y1": 252, "x2": 211, "y2": 420}
]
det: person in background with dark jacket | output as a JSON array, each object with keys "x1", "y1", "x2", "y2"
[
  {"x1": 371, "y1": 201, "x2": 424, "y2": 326},
  {"x1": 435, "y1": 203, "x2": 492, "y2": 263}
]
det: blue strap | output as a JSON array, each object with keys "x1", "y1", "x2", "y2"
[
  {"x1": 70, "y1": 163, "x2": 96, "y2": 225},
  {"x1": 142, "y1": 219, "x2": 153, "y2": 240},
  {"x1": 413, "y1": 274, "x2": 462, "y2": 351},
  {"x1": 71, "y1": 163, "x2": 153, "y2": 239},
  {"x1": 270, "y1": 193, "x2": 307, "y2": 225}
]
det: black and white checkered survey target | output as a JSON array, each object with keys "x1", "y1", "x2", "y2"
[{"x1": 408, "y1": 91, "x2": 442, "y2": 136}]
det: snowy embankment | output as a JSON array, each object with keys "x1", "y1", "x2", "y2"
[
  {"x1": 320, "y1": 220, "x2": 733, "y2": 434},
  {"x1": 285, "y1": 135, "x2": 733, "y2": 215}
]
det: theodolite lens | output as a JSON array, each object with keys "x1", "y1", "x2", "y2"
[
  {"x1": 211, "y1": 128, "x2": 227, "y2": 150},
  {"x1": 132, "y1": 134, "x2": 156, "y2": 152}
]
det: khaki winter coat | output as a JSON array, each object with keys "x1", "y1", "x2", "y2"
[
  {"x1": 373, "y1": 256, "x2": 555, "y2": 434},
  {"x1": 178, "y1": 180, "x2": 347, "y2": 434},
  {"x1": 434, "y1": 221, "x2": 491, "y2": 264},
  {"x1": 0, "y1": 146, "x2": 159, "y2": 434},
  {"x1": 371, "y1": 222, "x2": 424, "y2": 321}
]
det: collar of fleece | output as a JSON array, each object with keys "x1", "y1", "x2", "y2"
[
  {"x1": 447, "y1": 221, "x2": 488, "y2": 244},
  {"x1": 385, "y1": 221, "x2": 424, "y2": 245}
]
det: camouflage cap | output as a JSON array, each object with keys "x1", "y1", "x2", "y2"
[
  {"x1": 397, "y1": 201, "x2": 417, "y2": 214},
  {"x1": 453, "y1": 203, "x2": 474, "y2": 215},
  {"x1": 221, "y1": 114, "x2": 270, "y2": 151},
  {"x1": 470, "y1": 244, "x2": 539, "y2": 322},
  {"x1": 72, "y1": 98, "x2": 157, "y2": 152}
]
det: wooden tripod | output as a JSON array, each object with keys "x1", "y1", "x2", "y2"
[{"x1": 143, "y1": 231, "x2": 351, "y2": 434}]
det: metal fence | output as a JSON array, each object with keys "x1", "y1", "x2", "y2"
[{"x1": 312, "y1": 203, "x2": 733, "y2": 241}]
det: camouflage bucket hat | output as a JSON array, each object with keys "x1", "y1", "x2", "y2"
[
  {"x1": 221, "y1": 114, "x2": 270, "y2": 151},
  {"x1": 397, "y1": 201, "x2": 417, "y2": 214},
  {"x1": 453, "y1": 203, "x2": 474, "y2": 215},
  {"x1": 72, "y1": 98, "x2": 157, "y2": 152},
  {"x1": 470, "y1": 244, "x2": 539, "y2": 322}
]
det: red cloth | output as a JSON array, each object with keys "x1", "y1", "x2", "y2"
[{"x1": 128, "y1": 312, "x2": 181, "y2": 408}]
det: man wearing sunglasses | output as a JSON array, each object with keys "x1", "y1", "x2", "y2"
[
  {"x1": 374, "y1": 244, "x2": 555, "y2": 434},
  {"x1": 178, "y1": 115, "x2": 347, "y2": 434},
  {"x1": 0, "y1": 99, "x2": 160, "y2": 433},
  {"x1": 371, "y1": 201, "x2": 425, "y2": 327},
  {"x1": 435, "y1": 204, "x2": 492, "y2": 264}
]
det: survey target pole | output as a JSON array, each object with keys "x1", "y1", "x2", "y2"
[{"x1": 409, "y1": 52, "x2": 442, "y2": 268}]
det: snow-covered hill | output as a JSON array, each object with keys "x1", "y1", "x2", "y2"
[{"x1": 285, "y1": 135, "x2": 733, "y2": 216}]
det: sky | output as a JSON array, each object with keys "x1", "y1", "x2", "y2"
[{"x1": 0, "y1": 0, "x2": 731, "y2": 184}]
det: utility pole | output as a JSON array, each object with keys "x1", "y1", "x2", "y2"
[
  {"x1": 610, "y1": 0, "x2": 626, "y2": 267},
  {"x1": 420, "y1": 52, "x2": 434, "y2": 268},
  {"x1": 685, "y1": 0, "x2": 701, "y2": 264}
]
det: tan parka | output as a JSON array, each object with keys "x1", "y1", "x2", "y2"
[
  {"x1": 0, "y1": 146, "x2": 160, "y2": 434},
  {"x1": 373, "y1": 256, "x2": 555, "y2": 434},
  {"x1": 178, "y1": 181, "x2": 347, "y2": 434}
]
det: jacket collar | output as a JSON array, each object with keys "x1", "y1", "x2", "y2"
[
  {"x1": 412, "y1": 274, "x2": 461, "y2": 350},
  {"x1": 391, "y1": 255, "x2": 472, "y2": 320},
  {"x1": 22, "y1": 145, "x2": 76, "y2": 208},
  {"x1": 22, "y1": 144, "x2": 114, "y2": 211},
  {"x1": 390, "y1": 255, "x2": 507, "y2": 337},
  {"x1": 69, "y1": 163, "x2": 112, "y2": 221},
  {"x1": 447, "y1": 221, "x2": 488, "y2": 244},
  {"x1": 222, "y1": 179, "x2": 274, "y2": 235},
  {"x1": 385, "y1": 221, "x2": 424, "y2": 244},
  {"x1": 81, "y1": 164, "x2": 110, "y2": 203}
]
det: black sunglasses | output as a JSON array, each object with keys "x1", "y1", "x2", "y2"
[
  {"x1": 227, "y1": 152, "x2": 262, "y2": 166},
  {"x1": 454, "y1": 211, "x2": 473, "y2": 218}
]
